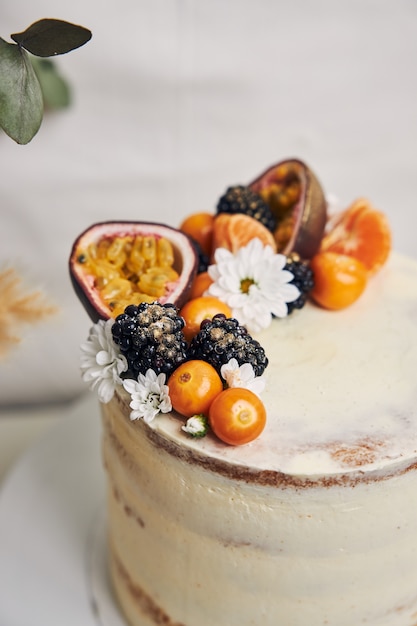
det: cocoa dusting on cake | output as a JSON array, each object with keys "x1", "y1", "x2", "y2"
[
  {"x1": 330, "y1": 438, "x2": 386, "y2": 468},
  {"x1": 109, "y1": 474, "x2": 146, "y2": 527},
  {"x1": 386, "y1": 596, "x2": 417, "y2": 622},
  {"x1": 144, "y1": 413, "x2": 417, "y2": 488},
  {"x1": 107, "y1": 388, "x2": 417, "y2": 489},
  {"x1": 111, "y1": 547, "x2": 185, "y2": 626},
  {"x1": 222, "y1": 538, "x2": 253, "y2": 549},
  {"x1": 104, "y1": 421, "x2": 129, "y2": 463},
  {"x1": 123, "y1": 503, "x2": 145, "y2": 529},
  {"x1": 111, "y1": 483, "x2": 120, "y2": 503}
]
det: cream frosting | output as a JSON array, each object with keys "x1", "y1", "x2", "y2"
[
  {"x1": 101, "y1": 252, "x2": 417, "y2": 626},
  {"x1": 145, "y1": 252, "x2": 417, "y2": 478}
]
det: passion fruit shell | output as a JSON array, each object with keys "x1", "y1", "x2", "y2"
[
  {"x1": 69, "y1": 221, "x2": 198, "y2": 321},
  {"x1": 249, "y1": 158, "x2": 327, "y2": 259}
]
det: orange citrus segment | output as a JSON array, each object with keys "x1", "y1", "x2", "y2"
[
  {"x1": 321, "y1": 198, "x2": 391, "y2": 275},
  {"x1": 212, "y1": 213, "x2": 277, "y2": 257}
]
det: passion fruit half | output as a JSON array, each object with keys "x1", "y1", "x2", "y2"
[
  {"x1": 249, "y1": 158, "x2": 327, "y2": 259},
  {"x1": 69, "y1": 221, "x2": 198, "y2": 321}
]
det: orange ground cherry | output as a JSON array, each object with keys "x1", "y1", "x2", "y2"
[
  {"x1": 179, "y1": 296, "x2": 232, "y2": 343},
  {"x1": 167, "y1": 360, "x2": 223, "y2": 418},
  {"x1": 189, "y1": 271, "x2": 214, "y2": 300},
  {"x1": 310, "y1": 251, "x2": 368, "y2": 310},
  {"x1": 179, "y1": 212, "x2": 215, "y2": 257},
  {"x1": 208, "y1": 388, "x2": 266, "y2": 445}
]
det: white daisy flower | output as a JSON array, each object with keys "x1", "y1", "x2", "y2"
[
  {"x1": 80, "y1": 318, "x2": 127, "y2": 404},
  {"x1": 123, "y1": 369, "x2": 172, "y2": 423},
  {"x1": 207, "y1": 238, "x2": 300, "y2": 332},
  {"x1": 220, "y1": 358, "x2": 266, "y2": 396}
]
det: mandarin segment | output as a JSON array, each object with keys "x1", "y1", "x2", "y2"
[
  {"x1": 216, "y1": 185, "x2": 276, "y2": 232},
  {"x1": 211, "y1": 213, "x2": 277, "y2": 257},
  {"x1": 321, "y1": 198, "x2": 391, "y2": 275}
]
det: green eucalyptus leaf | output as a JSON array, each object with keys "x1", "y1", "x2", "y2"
[
  {"x1": 0, "y1": 38, "x2": 43, "y2": 144},
  {"x1": 11, "y1": 19, "x2": 92, "y2": 57},
  {"x1": 30, "y1": 57, "x2": 71, "y2": 110}
]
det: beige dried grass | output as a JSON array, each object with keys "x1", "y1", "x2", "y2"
[{"x1": 0, "y1": 268, "x2": 57, "y2": 357}]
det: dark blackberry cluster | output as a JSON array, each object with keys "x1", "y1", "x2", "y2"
[
  {"x1": 191, "y1": 238, "x2": 210, "y2": 274},
  {"x1": 216, "y1": 185, "x2": 276, "y2": 233},
  {"x1": 111, "y1": 302, "x2": 188, "y2": 378},
  {"x1": 188, "y1": 314, "x2": 268, "y2": 377},
  {"x1": 284, "y1": 255, "x2": 315, "y2": 314}
]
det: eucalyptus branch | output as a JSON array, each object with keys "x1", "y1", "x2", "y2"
[{"x1": 0, "y1": 19, "x2": 91, "y2": 144}]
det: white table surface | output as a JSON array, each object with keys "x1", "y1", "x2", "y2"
[
  {"x1": 0, "y1": 397, "x2": 87, "y2": 487},
  {"x1": 0, "y1": 394, "x2": 118, "y2": 626},
  {"x1": 0, "y1": 406, "x2": 60, "y2": 486}
]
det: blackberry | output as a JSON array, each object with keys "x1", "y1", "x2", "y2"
[
  {"x1": 191, "y1": 238, "x2": 210, "y2": 274},
  {"x1": 216, "y1": 185, "x2": 276, "y2": 233},
  {"x1": 112, "y1": 302, "x2": 188, "y2": 378},
  {"x1": 284, "y1": 255, "x2": 315, "y2": 314},
  {"x1": 188, "y1": 314, "x2": 268, "y2": 377}
]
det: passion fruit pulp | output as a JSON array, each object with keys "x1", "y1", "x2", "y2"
[
  {"x1": 249, "y1": 158, "x2": 327, "y2": 259},
  {"x1": 69, "y1": 221, "x2": 198, "y2": 321}
]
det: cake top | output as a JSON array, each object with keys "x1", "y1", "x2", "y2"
[
  {"x1": 71, "y1": 158, "x2": 416, "y2": 481},
  {"x1": 142, "y1": 252, "x2": 417, "y2": 480}
]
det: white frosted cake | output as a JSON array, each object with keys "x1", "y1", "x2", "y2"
[
  {"x1": 71, "y1": 160, "x2": 417, "y2": 626},
  {"x1": 99, "y1": 253, "x2": 417, "y2": 626}
]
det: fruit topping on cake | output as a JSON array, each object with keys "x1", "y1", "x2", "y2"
[
  {"x1": 309, "y1": 252, "x2": 368, "y2": 310},
  {"x1": 167, "y1": 360, "x2": 224, "y2": 418},
  {"x1": 188, "y1": 271, "x2": 214, "y2": 300},
  {"x1": 211, "y1": 213, "x2": 277, "y2": 255},
  {"x1": 206, "y1": 238, "x2": 300, "y2": 331},
  {"x1": 249, "y1": 158, "x2": 327, "y2": 258},
  {"x1": 307, "y1": 199, "x2": 392, "y2": 309},
  {"x1": 188, "y1": 314, "x2": 268, "y2": 377},
  {"x1": 74, "y1": 156, "x2": 393, "y2": 446},
  {"x1": 69, "y1": 221, "x2": 198, "y2": 321},
  {"x1": 179, "y1": 296, "x2": 232, "y2": 342},
  {"x1": 111, "y1": 302, "x2": 188, "y2": 379},
  {"x1": 179, "y1": 212, "x2": 215, "y2": 258},
  {"x1": 216, "y1": 185, "x2": 276, "y2": 233},
  {"x1": 208, "y1": 387, "x2": 267, "y2": 446},
  {"x1": 283, "y1": 253, "x2": 315, "y2": 314},
  {"x1": 320, "y1": 198, "x2": 392, "y2": 275}
]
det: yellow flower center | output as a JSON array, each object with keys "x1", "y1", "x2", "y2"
[{"x1": 240, "y1": 278, "x2": 256, "y2": 294}]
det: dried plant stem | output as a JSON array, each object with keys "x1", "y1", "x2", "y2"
[{"x1": 0, "y1": 268, "x2": 57, "y2": 357}]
